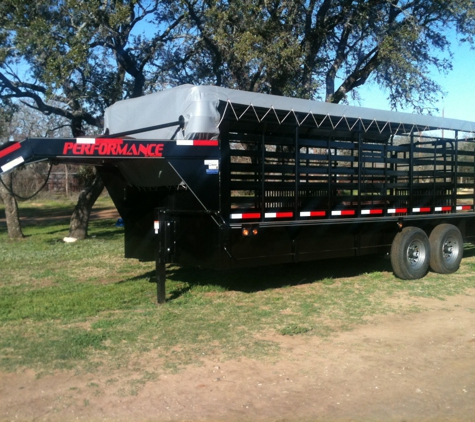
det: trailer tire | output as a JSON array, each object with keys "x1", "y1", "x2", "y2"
[
  {"x1": 391, "y1": 227, "x2": 430, "y2": 280},
  {"x1": 429, "y1": 224, "x2": 463, "y2": 274}
]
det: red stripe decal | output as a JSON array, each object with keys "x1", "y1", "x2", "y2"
[
  {"x1": 341, "y1": 210, "x2": 355, "y2": 216},
  {"x1": 95, "y1": 138, "x2": 124, "y2": 144},
  {"x1": 241, "y1": 213, "x2": 261, "y2": 219},
  {"x1": 0, "y1": 142, "x2": 21, "y2": 159},
  {"x1": 194, "y1": 140, "x2": 219, "y2": 146},
  {"x1": 420, "y1": 207, "x2": 431, "y2": 213},
  {"x1": 276, "y1": 212, "x2": 293, "y2": 218}
]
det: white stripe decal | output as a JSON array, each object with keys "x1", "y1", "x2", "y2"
[
  {"x1": 76, "y1": 138, "x2": 96, "y2": 144},
  {"x1": 176, "y1": 140, "x2": 193, "y2": 146},
  {"x1": 1, "y1": 156, "x2": 25, "y2": 172},
  {"x1": 265, "y1": 212, "x2": 277, "y2": 218},
  {"x1": 231, "y1": 214, "x2": 243, "y2": 219}
]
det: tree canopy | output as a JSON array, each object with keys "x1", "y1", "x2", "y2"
[
  {"x1": 0, "y1": 0, "x2": 184, "y2": 135},
  {"x1": 2, "y1": 0, "x2": 475, "y2": 125},
  {"x1": 177, "y1": 0, "x2": 475, "y2": 111}
]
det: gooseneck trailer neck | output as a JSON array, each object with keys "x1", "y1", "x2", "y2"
[{"x1": 2, "y1": 85, "x2": 475, "y2": 303}]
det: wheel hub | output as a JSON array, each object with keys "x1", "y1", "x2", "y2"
[
  {"x1": 407, "y1": 240, "x2": 426, "y2": 269},
  {"x1": 442, "y1": 237, "x2": 458, "y2": 262}
]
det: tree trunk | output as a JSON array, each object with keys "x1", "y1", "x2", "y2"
[
  {"x1": 0, "y1": 173, "x2": 25, "y2": 239},
  {"x1": 68, "y1": 173, "x2": 104, "y2": 239}
]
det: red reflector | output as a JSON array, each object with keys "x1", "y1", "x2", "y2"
[{"x1": 0, "y1": 142, "x2": 21, "y2": 158}]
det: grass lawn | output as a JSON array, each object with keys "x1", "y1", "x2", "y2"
[{"x1": 1, "y1": 196, "x2": 475, "y2": 374}]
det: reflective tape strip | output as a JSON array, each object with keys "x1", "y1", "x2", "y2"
[
  {"x1": 331, "y1": 210, "x2": 355, "y2": 216},
  {"x1": 265, "y1": 212, "x2": 293, "y2": 219},
  {"x1": 0, "y1": 142, "x2": 21, "y2": 158},
  {"x1": 413, "y1": 207, "x2": 431, "y2": 213},
  {"x1": 456, "y1": 205, "x2": 472, "y2": 211},
  {"x1": 434, "y1": 206, "x2": 452, "y2": 212},
  {"x1": 230, "y1": 213, "x2": 261, "y2": 220},
  {"x1": 1, "y1": 156, "x2": 25, "y2": 172},
  {"x1": 361, "y1": 209, "x2": 383, "y2": 215},
  {"x1": 300, "y1": 211, "x2": 326, "y2": 217},
  {"x1": 177, "y1": 140, "x2": 218, "y2": 146},
  {"x1": 388, "y1": 208, "x2": 408, "y2": 214}
]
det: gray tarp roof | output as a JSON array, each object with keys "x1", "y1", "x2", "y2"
[{"x1": 104, "y1": 84, "x2": 475, "y2": 140}]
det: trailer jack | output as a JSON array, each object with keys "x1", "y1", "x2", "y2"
[{"x1": 154, "y1": 210, "x2": 176, "y2": 304}]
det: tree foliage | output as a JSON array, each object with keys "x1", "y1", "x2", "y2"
[
  {"x1": 0, "y1": 0, "x2": 184, "y2": 135},
  {"x1": 2, "y1": 0, "x2": 475, "y2": 120},
  {"x1": 176, "y1": 0, "x2": 475, "y2": 110}
]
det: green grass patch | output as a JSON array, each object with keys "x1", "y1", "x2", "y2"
[{"x1": 1, "y1": 197, "x2": 475, "y2": 374}]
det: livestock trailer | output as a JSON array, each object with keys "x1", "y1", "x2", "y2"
[{"x1": 2, "y1": 84, "x2": 475, "y2": 303}]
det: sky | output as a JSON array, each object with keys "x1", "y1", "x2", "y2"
[{"x1": 352, "y1": 41, "x2": 475, "y2": 122}]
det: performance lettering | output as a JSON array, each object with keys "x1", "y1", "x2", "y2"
[{"x1": 62, "y1": 141, "x2": 164, "y2": 157}]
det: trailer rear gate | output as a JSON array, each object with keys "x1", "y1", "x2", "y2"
[{"x1": 1, "y1": 85, "x2": 475, "y2": 302}]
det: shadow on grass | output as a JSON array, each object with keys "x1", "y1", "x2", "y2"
[
  {"x1": 180, "y1": 255, "x2": 391, "y2": 291},
  {"x1": 140, "y1": 243, "x2": 475, "y2": 300},
  {"x1": 136, "y1": 254, "x2": 393, "y2": 300}
]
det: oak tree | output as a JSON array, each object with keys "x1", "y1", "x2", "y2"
[
  {"x1": 176, "y1": 0, "x2": 475, "y2": 110},
  {"x1": 0, "y1": 0, "x2": 184, "y2": 238}
]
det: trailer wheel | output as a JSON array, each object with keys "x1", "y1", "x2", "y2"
[
  {"x1": 391, "y1": 227, "x2": 430, "y2": 280},
  {"x1": 429, "y1": 224, "x2": 463, "y2": 274}
]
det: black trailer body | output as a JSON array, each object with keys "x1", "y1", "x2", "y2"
[{"x1": 2, "y1": 85, "x2": 475, "y2": 302}]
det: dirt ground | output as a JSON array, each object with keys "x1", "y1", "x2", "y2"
[{"x1": 1, "y1": 291, "x2": 475, "y2": 422}]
